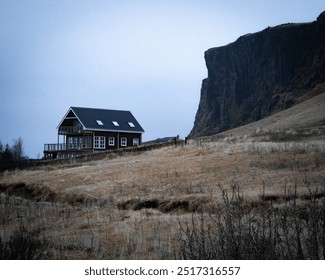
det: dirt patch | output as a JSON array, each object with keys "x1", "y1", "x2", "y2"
[
  {"x1": 260, "y1": 192, "x2": 325, "y2": 203},
  {"x1": 0, "y1": 183, "x2": 56, "y2": 202},
  {"x1": 0, "y1": 182, "x2": 96, "y2": 206},
  {"x1": 117, "y1": 196, "x2": 211, "y2": 213}
]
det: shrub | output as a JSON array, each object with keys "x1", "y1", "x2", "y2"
[
  {"x1": 0, "y1": 226, "x2": 50, "y2": 259},
  {"x1": 177, "y1": 181, "x2": 325, "y2": 259}
]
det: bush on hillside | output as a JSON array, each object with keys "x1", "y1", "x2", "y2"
[
  {"x1": 0, "y1": 225, "x2": 50, "y2": 260},
  {"x1": 177, "y1": 181, "x2": 325, "y2": 260}
]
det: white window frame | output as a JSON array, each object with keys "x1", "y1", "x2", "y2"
[
  {"x1": 121, "y1": 137, "x2": 127, "y2": 147},
  {"x1": 108, "y1": 137, "x2": 115, "y2": 146},
  {"x1": 94, "y1": 136, "x2": 106, "y2": 149},
  {"x1": 133, "y1": 138, "x2": 139, "y2": 146}
]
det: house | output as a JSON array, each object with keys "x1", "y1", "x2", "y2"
[{"x1": 44, "y1": 106, "x2": 144, "y2": 159}]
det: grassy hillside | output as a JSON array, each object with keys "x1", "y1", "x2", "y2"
[{"x1": 0, "y1": 88, "x2": 325, "y2": 259}]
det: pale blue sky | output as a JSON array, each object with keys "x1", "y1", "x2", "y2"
[{"x1": 0, "y1": 0, "x2": 324, "y2": 157}]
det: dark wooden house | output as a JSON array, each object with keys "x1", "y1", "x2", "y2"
[{"x1": 44, "y1": 107, "x2": 144, "y2": 159}]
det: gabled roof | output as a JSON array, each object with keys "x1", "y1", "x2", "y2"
[{"x1": 57, "y1": 107, "x2": 144, "y2": 133}]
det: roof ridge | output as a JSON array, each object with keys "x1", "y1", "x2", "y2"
[{"x1": 71, "y1": 106, "x2": 130, "y2": 112}]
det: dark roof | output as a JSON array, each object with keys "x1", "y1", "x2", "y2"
[{"x1": 58, "y1": 107, "x2": 144, "y2": 133}]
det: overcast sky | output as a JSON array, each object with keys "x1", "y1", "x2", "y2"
[{"x1": 0, "y1": 0, "x2": 324, "y2": 158}]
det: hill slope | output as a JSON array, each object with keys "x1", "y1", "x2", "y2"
[
  {"x1": 0, "y1": 90, "x2": 324, "y2": 258},
  {"x1": 214, "y1": 83, "x2": 325, "y2": 138}
]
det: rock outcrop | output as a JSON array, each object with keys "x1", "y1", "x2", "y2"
[{"x1": 189, "y1": 11, "x2": 325, "y2": 138}]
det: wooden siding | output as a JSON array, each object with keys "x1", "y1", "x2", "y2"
[{"x1": 93, "y1": 131, "x2": 142, "y2": 150}]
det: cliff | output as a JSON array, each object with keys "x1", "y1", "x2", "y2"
[{"x1": 189, "y1": 11, "x2": 325, "y2": 138}]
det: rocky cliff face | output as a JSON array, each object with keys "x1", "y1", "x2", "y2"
[{"x1": 189, "y1": 11, "x2": 325, "y2": 138}]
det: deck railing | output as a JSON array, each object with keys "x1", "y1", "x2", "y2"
[
  {"x1": 58, "y1": 126, "x2": 85, "y2": 135},
  {"x1": 44, "y1": 143, "x2": 92, "y2": 152}
]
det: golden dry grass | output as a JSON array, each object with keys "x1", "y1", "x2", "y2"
[{"x1": 1, "y1": 128, "x2": 325, "y2": 259}]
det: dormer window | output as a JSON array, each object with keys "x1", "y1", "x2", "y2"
[
  {"x1": 96, "y1": 120, "x2": 104, "y2": 126},
  {"x1": 112, "y1": 121, "x2": 119, "y2": 126},
  {"x1": 128, "y1": 122, "x2": 135, "y2": 128}
]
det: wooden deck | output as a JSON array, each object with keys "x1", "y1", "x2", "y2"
[
  {"x1": 44, "y1": 143, "x2": 93, "y2": 152},
  {"x1": 43, "y1": 143, "x2": 93, "y2": 159},
  {"x1": 58, "y1": 126, "x2": 88, "y2": 135}
]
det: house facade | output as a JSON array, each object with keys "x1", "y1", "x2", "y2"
[{"x1": 44, "y1": 107, "x2": 144, "y2": 159}]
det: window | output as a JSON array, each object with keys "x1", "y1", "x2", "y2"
[
  {"x1": 128, "y1": 122, "x2": 135, "y2": 128},
  {"x1": 108, "y1": 137, "x2": 115, "y2": 146},
  {"x1": 133, "y1": 138, "x2": 139, "y2": 146},
  {"x1": 112, "y1": 121, "x2": 119, "y2": 126},
  {"x1": 96, "y1": 120, "x2": 104, "y2": 126},
  {"x1": 121, "y1": 137, "x2": 127, "y2": 147},
  {"x1": 94, "y1": 136, "x2": 105, "y2": 149}
]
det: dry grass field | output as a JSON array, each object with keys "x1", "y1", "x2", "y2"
[{"x1": 1, "y1": 91, "x2": 325, "y2": 259}]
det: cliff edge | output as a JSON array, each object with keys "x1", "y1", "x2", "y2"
[{"x1": 189, "y1": 11, "x2": 325, "y2": 138}]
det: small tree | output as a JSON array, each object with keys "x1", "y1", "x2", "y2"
[
  {"x1": 0, "y1": 140, "x2": 3, "y2": 160},
  {"x1": 2, "y1": 144, "x2": 13, "y2": 163},
  {"x1": 12, "y1": 137, "x2": 24, "y2": 161}
]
